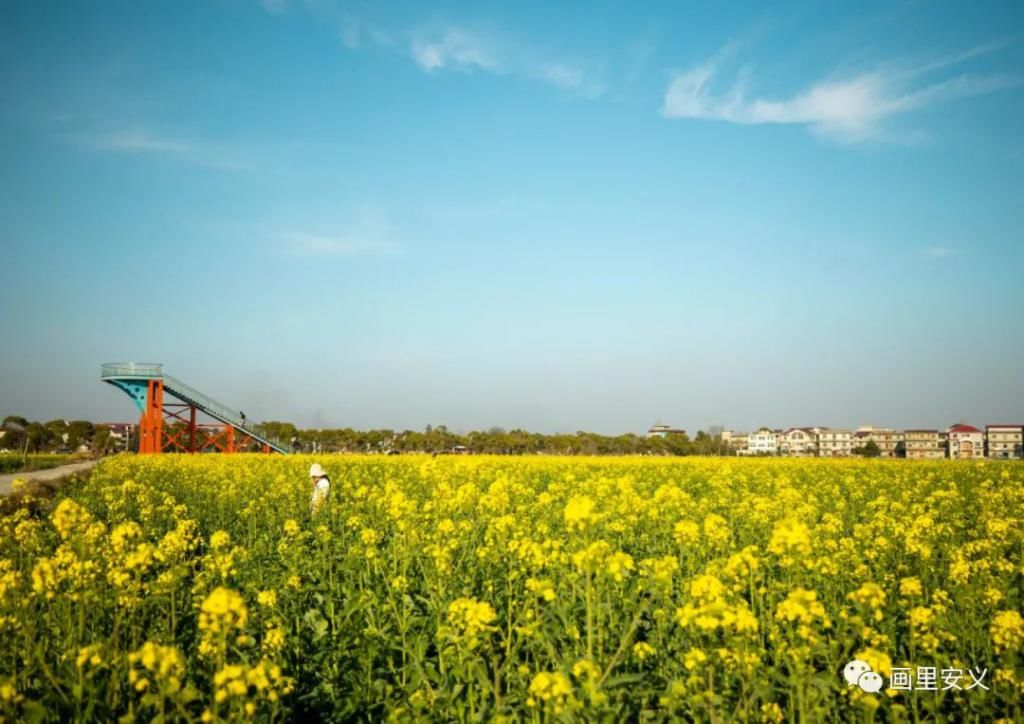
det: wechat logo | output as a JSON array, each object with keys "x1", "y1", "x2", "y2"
[{"x1": 844, "y1": 660, "x2": 884, "y2": 693}]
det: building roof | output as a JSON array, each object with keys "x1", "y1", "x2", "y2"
[
  {"x1": 648, "y1": 425, "x2": 686, "y2": 434},
  {"x1": 905, "y1": 429, "x2": 938, "y2": 433},
  {"x1": 947, "y1": 424, "x2": 982, "y2": 433},
  {"x1": 986, "y1": 424, "x2": 1024, "y2": 429}
]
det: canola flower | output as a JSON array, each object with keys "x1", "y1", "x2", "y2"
[
  {"x1": 445, "y1": 597, "x2": 498, "y2": 650},
  {"x1": 633, "y1": 641, "x2": 656, "y2": 661},
  {"x1": 992, "y1": 610, "x2": 1024, "y2": 655},
  {"x1": 128, "y1": 641, "x2": 185, "y2": 694},
  {"x1": 199, "y1": 587, "x2": 249, "y2": 634},
  {"x1": 197, "y1": 586, "x2": 249, "y2": 660},
  {"x1": 527, "y1": 671, "x2": 574, "y2": 712},
  {"x1": 564, "y1": 495, "x2": 598, "y2": 529},
  {"x1": 0, "y1": 454, "x2": 1020, "y2": 721}
]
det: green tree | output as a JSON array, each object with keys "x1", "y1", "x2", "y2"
[
  {"x1": 26, "y1": 422, "x2": 53, "y2": 453},
  {"x1": 66, "y1": 420, "x2": 95, "y2": 450},
  {"x1": 257, "y1": 421, "x2": 299, "y2": 445},
  {"x1": 1, "y1": 416, "x2": 29, "y2": 452},
  {"x1": 45, "y1": 419, "x2": 69, "y2": 451},
  {"x1": 92, "y1": 426, "x2": 113, "y2": 455}
]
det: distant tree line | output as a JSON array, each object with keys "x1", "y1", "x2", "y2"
[
  {"x1": 1, "y1": 414, "x2": 734, "y2": 457},
  {"x1": 255, "y1": 421, "x2": 732, "y2": 456},
  {"x1": 0, "y1": 416, "x2": 120, "y2": 455}
]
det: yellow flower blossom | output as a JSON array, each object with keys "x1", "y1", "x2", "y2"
[
  {"x1": 848, "y1": 582, "x2": 886, "y2": 610},
  {"x1": 768, "y1": 519, "x2": 812, "y2": 558},
  {"x1": 991, "y1": 610, "x2": 1024, "y2": 654},
  {"x1": 527, "y1": 671, "x2": 573, "y2": 711},
  {"x1": 633, "y1": 642, "x2": 656, "y2": 660},
  {"x1": 525, "y1": 577, "x2": 556, "y2": 602},
  {"x1": 899, "y1": 577, "x2": 923, "y2": 598},
  {"x1": 673, "y1": 520, "x2": 700, "y2": 546},
  {"x1": 446, "y1": 597, "x2": 497, "y2": 649},
  {"x1": 209, "y1": 530, "x2": 231, "y2": 550},
  {"x1": 684, "y1": 647, "x2": 708, "y2": 671},
  {"x1": 564, "y1": 496, "x2": 597, "y2": 529}
]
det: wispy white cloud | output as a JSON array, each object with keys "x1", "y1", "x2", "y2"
[
  {"x1": 922, "y1": 246, "x2": 956, "y2": 258},
  {"x1": 534, "y1": 62, "x2": 606, "y2": 99},
  {"x1": 662, "y1": 42, "x2": 1018, "y2": 142},
  {"x1": 405, "y1": 25, "x2": 605, "y2": 98},
  {"x1": 411, "y1": 28, "x2": 499, "y2": 73},
  {"x1": 287, "y1": 232, "x2": 402, "y2": 256},
  {"x1": 70, "y1": 128, "x2": 240, "y2": 170},
  {"x1": 537, "y1": 62, "x2": 582, "y2": 90},
  {"x1": 281, "y1": 207, "x2": 403, "y2": 257},
  {"x1": 86, "y1": 128, "x2": 194, "y2": 154},
  {"x1": 269, "y1": 6, "x2": 604, "y2": 99}
]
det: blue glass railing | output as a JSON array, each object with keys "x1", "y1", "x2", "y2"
[{"x1": 101, "y1": 363, "x2": 164, "y2": 380}]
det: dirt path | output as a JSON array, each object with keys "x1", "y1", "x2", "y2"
[{"x1": 0, "y1": 460, "x2": 101, "y2": 496}]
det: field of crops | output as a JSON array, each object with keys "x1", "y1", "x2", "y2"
[
  {"x1": 0, "y1": 454, "x2": 72, "y2": 475},
  {"x1": 1, "y1": 455, "x2": 1023, "y2": 721}
]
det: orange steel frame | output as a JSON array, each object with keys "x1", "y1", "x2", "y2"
[{"x1": 137, "y1": 379, "x2": 271, "y2": 454}]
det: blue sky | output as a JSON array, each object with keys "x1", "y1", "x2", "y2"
[{"x1": 1, "y1": 0, "x2": 1022, "y2": 434}]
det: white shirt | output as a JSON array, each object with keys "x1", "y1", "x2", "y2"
[{"x1": 311, "y1": 476, "x2": 330, "y2": 509}]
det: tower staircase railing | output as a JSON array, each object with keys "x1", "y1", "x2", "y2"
[{"x1": 101, "y1": 363, "x2": 289, "y2": 454}]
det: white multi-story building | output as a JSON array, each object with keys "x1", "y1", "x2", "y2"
[
  {"x1": 779, "y1": 428, "x2": 817, "y2": 456},
  {"x1": 947, "y1": 424, "x2": 984, "y2": 459},
  {"x1": 986, "y1": 425, "x2": 1023, "y2": 459},
  {"x1": 817, "y1": 429, "x2": 853, "y2": 457},
  {"x1": 744, "y1": 428, "x2": 778, "y2": 455}
]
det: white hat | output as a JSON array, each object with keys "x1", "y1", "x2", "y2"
[{"x1": 309, "y1": 463, "x2": 325, "y2": 477}]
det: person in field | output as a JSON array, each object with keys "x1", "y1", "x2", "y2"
[{"x1": 309, "y1": 462, "x2": 330, "y2": 513}]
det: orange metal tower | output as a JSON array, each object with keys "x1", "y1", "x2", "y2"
[{"x1": 102, "y1": 363, "x2": 287, "y2": 454}]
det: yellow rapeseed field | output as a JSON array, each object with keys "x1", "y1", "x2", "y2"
[{"x1": 1, "y1": 455, "x2": 1023, "y2": 721}]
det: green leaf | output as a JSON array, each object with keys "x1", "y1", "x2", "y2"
[
  {"x1": 20, "y1": 701, "x2": 47, "y2": 724},
  {"x1": 603, "y1": 673, "x2": 646, "y2": 688}
]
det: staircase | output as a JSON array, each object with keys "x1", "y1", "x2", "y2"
[{"x1": 101, "y1": 363, "x2": 289, "y2": 454}]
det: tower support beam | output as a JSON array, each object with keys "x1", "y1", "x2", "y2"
[{"x1": 102, "y1": 362, "x2": 286, "y2": 454}]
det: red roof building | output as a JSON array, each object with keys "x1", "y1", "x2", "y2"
[
  {"x1": 947, "y1": 423, "x2": 982, "y2": 434},
  {"x1": 947, "y1": 423, "x2": 983, "y2": 460}
]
